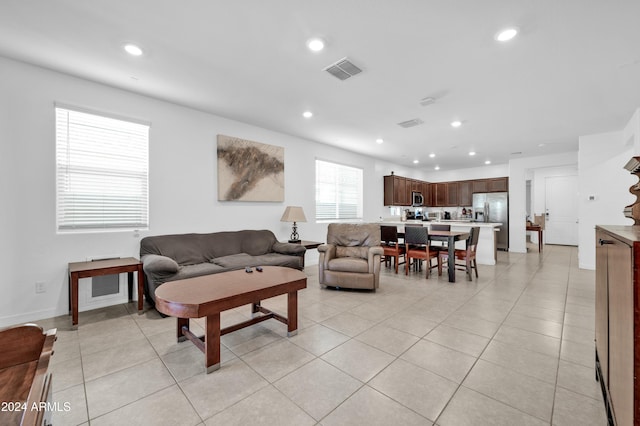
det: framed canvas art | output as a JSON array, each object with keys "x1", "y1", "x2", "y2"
[{"x1": 217, "y1": 135, "x2": 284, "y2": 202}]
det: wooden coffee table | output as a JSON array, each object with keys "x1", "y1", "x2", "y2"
[{"x1": 154, "y1": 266, "x2": 307, "y2": 373}]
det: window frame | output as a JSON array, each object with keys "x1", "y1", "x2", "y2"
[
  {"x1": 55, "y1": 104, "x2": 150, "y2": 233},
  {"x1": 315, "y1": 158, "x2": 364, "y2": 222}
]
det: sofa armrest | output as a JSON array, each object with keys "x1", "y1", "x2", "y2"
[
  {"x1": 318, "y1": 244, "x2": 336, "y2": 268},
  {"x1": 368, "y1": 246, "x2": 384, "y2": 273},
  {"x1": 272, "y1": 242, "x2": 307, "y2": 256},
  {"x1": 142, "y1": 254, "x2": 180, "y2": 274}
]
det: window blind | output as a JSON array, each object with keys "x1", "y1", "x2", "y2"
[
  {"x1": 55, "y1": 107, "x2": 149, "y2": 231},
  {"x1": 315, "y1": 159, "x2": 363, "y2": 220}
]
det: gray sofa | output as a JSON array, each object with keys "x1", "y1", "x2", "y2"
[{"x1": 139, "y1": 230, "x2": 306, "y2": 305}]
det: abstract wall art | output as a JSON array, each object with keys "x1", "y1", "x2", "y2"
[{"x1": 217, "y1": 135, "x2": 284, "y2": 202}]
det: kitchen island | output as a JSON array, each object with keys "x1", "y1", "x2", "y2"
[{"x1": 380, "y1": 220, "x2": 501, "y2": 265}]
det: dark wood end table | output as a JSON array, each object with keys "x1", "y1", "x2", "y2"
[{"x1": 68, "y1": 257, "x2": 144, "y2": 327}]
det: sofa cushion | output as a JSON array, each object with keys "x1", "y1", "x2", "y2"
[
  {"x1": 172, "y1": 263, "x2": 227, "y2": 280},
  {"x1": 249, "y1": 253, "x2": 303, "y2": 269},
  {"x1": 328, "y1": 257, "x2": 369, "y2": 273},
  {"x1": 240, "y1": 230, "x2": 278, "y2": 256},
  {"x1": 336, "y1": 246, "x2": 370, "y2": 260},
  {"x1": 212, "y1": 253, "x2": 302, "y2": 270},
  {"x1": 211, "y1": 253, "x2": 255, "y2": 269},
  {"x1": 140, "y1": 233, "x2": 209, "y2": 265}
]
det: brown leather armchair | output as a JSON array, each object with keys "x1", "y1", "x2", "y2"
[{"x1": 318, "y1": 223, "x2": 384, "y2": 291}]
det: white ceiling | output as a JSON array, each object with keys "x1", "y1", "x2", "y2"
[{"x1": 2, "y1": 1, "x2": 639, "y2": 171}]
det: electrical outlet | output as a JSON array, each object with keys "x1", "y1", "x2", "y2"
[{"x1": 35, "y1": 281, "x2": 46, "y2": 293}]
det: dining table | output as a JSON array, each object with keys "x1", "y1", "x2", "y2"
[
  {"x1": 426, "y1": 230, "x2": 470, "y2": 283},
  {"x1": 396, "y1": 227, "x2": 470, "y2": 282}
]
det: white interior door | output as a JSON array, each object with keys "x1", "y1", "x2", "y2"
[{"x1": 545, "y1": 175, "x2": 578, "y2": 245}]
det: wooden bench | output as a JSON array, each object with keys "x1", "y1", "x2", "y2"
[{"x1": 0, "y1": 324, "x2": 56, "y2": 426}]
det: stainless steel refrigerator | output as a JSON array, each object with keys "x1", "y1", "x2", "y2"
[{"x1": 473, "y1": 192, "x2": 509, "y2": 251}]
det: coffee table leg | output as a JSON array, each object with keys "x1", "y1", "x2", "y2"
[
  {"x1": 205, "y1": 314, "x2": 221, "y2": 373},
  {"x1": 287, "y1": 291, "x2": 298, "y2": 337},
  {"x1": 251, "y1": 302, "x2": 261, "y2": 316},
  {"x1": 177, "y1": 318, "x2": 189, "y2": 342}
]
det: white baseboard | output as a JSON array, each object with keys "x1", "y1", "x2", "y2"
[{"x1": 0, "y1": 307, "x2": 58, "y2": 328}]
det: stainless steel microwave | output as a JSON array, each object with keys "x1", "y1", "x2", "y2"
[{"x1": 412, "y1": 191, "x2": 424, "y2": 206}]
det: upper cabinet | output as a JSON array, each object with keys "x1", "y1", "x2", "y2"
[
  {"x1": 384, "y1": 175, "x2": 411, "y2": 206},
  {"x1": 433, "y1": 183, "x2": 447, "y2": 206},
  {"x1": 447, "y1": 182, "x2": 458, "y2": 206},
  {"x1": 384, "y1": 175, "x2": 508, "y2": 207},
  {"x1": 488, "y1": 177, "x2": 508, "y2": 192},
  {"x1": 472, "y1": 179, "x2": 488, "y2": 193},
  {"x1": 458, "y1": 180, "x2": 473, "y2": 206}
]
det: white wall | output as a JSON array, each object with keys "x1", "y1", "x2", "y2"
[
  {"x1": 0, "y1": 57, "x2": 402, "y2": 326},
  {"x1": 508, "y1": 152, "x2": 578, "y2": 253},
  {"x1": 531, "y1": 165, "x2": 578, "y2": 219},
  {"x1": 419, "y1": 164, "x2": 509, "y2": 183},
  {"x1": 578, "y1": 130, "x2": 635, "y2": 269}
]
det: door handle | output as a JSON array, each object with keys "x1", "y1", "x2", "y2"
[{"x1": 599, "y1": 239, "x2": 614, "y2": 245}]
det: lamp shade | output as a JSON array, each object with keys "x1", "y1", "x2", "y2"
[{"x1": 280, "y1": 206, "x2": 307, "y2": 223}]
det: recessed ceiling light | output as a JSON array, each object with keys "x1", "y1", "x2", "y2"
[
  {"x1": 469, "y1": 151, "x2": 476, "y2": 156},
  {"x1": 429, "y1": 153, "x2": 435, "y2": 158},
  {"x1": 538, "y1": 143, "x2": 546, "y2": 147},
  {"x1": 413, "y1": 160, "x2": 419, "y2": 164},
  {"x1": 435, "y1": 166, "x2": 440, "y2": 170},
  {"x1": 495, "y1": 27, "x2": 518, "y2": 42},
  {"x1": 376, "y1": 138, "x2": 384, "y2": 144},
  {"x1": 485, "y1": 160, "x2": 491, "y2": 165},
  {"x1": 306, "y1": 37, "x2": 325, "y2": 52},
  {"x1": 302, "y1": 111, "x2": 313, "y2": 118},
  {"x1": 124, "y1": 43, "x2": 143, "y2": 56},
  {"x1": 451, "y1": 120, "x2": 462, "y2": 128}
]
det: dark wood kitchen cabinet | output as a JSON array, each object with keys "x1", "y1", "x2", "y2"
[
  {"x1": 488, "y1": 177, "x2": 508, "y2": 192},
  {"x1": 433, "y1": 183, "x2": 447, "y2": 207},
  {"x1": 458, "y1": 180, "x2": 472, "y2": 206},
  {"x1": 595, "y1": 225, "x2": 640, "y2": 426},
  {"x1": 446, "y1": 182, "x2": 458, "y2": 206},
  {"x1": 422, "y1": 182, "x2": 431, "y2": 207},
  {"x1": 384, "y1": 175, "x2": 409, "y2": 206},
  {"x1": 472, "y1": 179, "x2": 488, "y2": 193}
]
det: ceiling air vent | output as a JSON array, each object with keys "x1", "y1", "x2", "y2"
[
  {"x1": 324, "y1": 58, "x2": 363, "y2": 81},
  {"x1": 420, "y1": 97, "x2": 436, "y2": 107},
  {"x1": 397, "y1": 118, "x2": 424, "y2": 128}
]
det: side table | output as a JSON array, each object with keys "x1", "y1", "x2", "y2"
[
  {"x1": 68, "y1": 257, "x2": 144, "y2": 327},
  {"x1": 284, "y1": 240, "x2": 322, "y2": 268},
  {"x1": 297, "y1": 240, "x2": 322, "y2": 250},
  {"x1": 526, "y1": 225, "x2": 543, "y2": 252}
]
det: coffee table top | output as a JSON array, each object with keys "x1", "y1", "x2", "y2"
[{"x1": 154, "y1": 266, "x2": 307, "y2": 318}]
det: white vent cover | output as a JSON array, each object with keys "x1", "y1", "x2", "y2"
[
  {"x1": 397, "y1": 118, "x2": 424, "y2": 128},
  {"x1": 420, "y1": 97, "x2": 436, "y2": 106},
  {"x1": 324, "y1": 58, "x2": 363, "y2": 80}
]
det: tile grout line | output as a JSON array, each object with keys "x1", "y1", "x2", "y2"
[{"x1": 432, "y1": 246, "x2": 560, "y2": 425}]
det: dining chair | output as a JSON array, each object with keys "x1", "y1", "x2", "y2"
[
  {"x1": 404, "y1": 226, "x2": 439, "y2": 278},
  {"x1": 380, "y1": 225, "x2": 405, "y2": 274},
  {"x1": 429, "y1": 223, "x2": 450, "y2": 252},
  {"x1": 438, "y1": 226, "x2": 480, "y2": 281}
]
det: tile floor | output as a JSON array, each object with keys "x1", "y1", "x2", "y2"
[{"x1": 36, "y1": 244, "x2": 607, "y2": 425}]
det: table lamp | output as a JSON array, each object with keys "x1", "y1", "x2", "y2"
[{"x1": 280, "y1": 206, "x2": 307, "y2": 243}]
